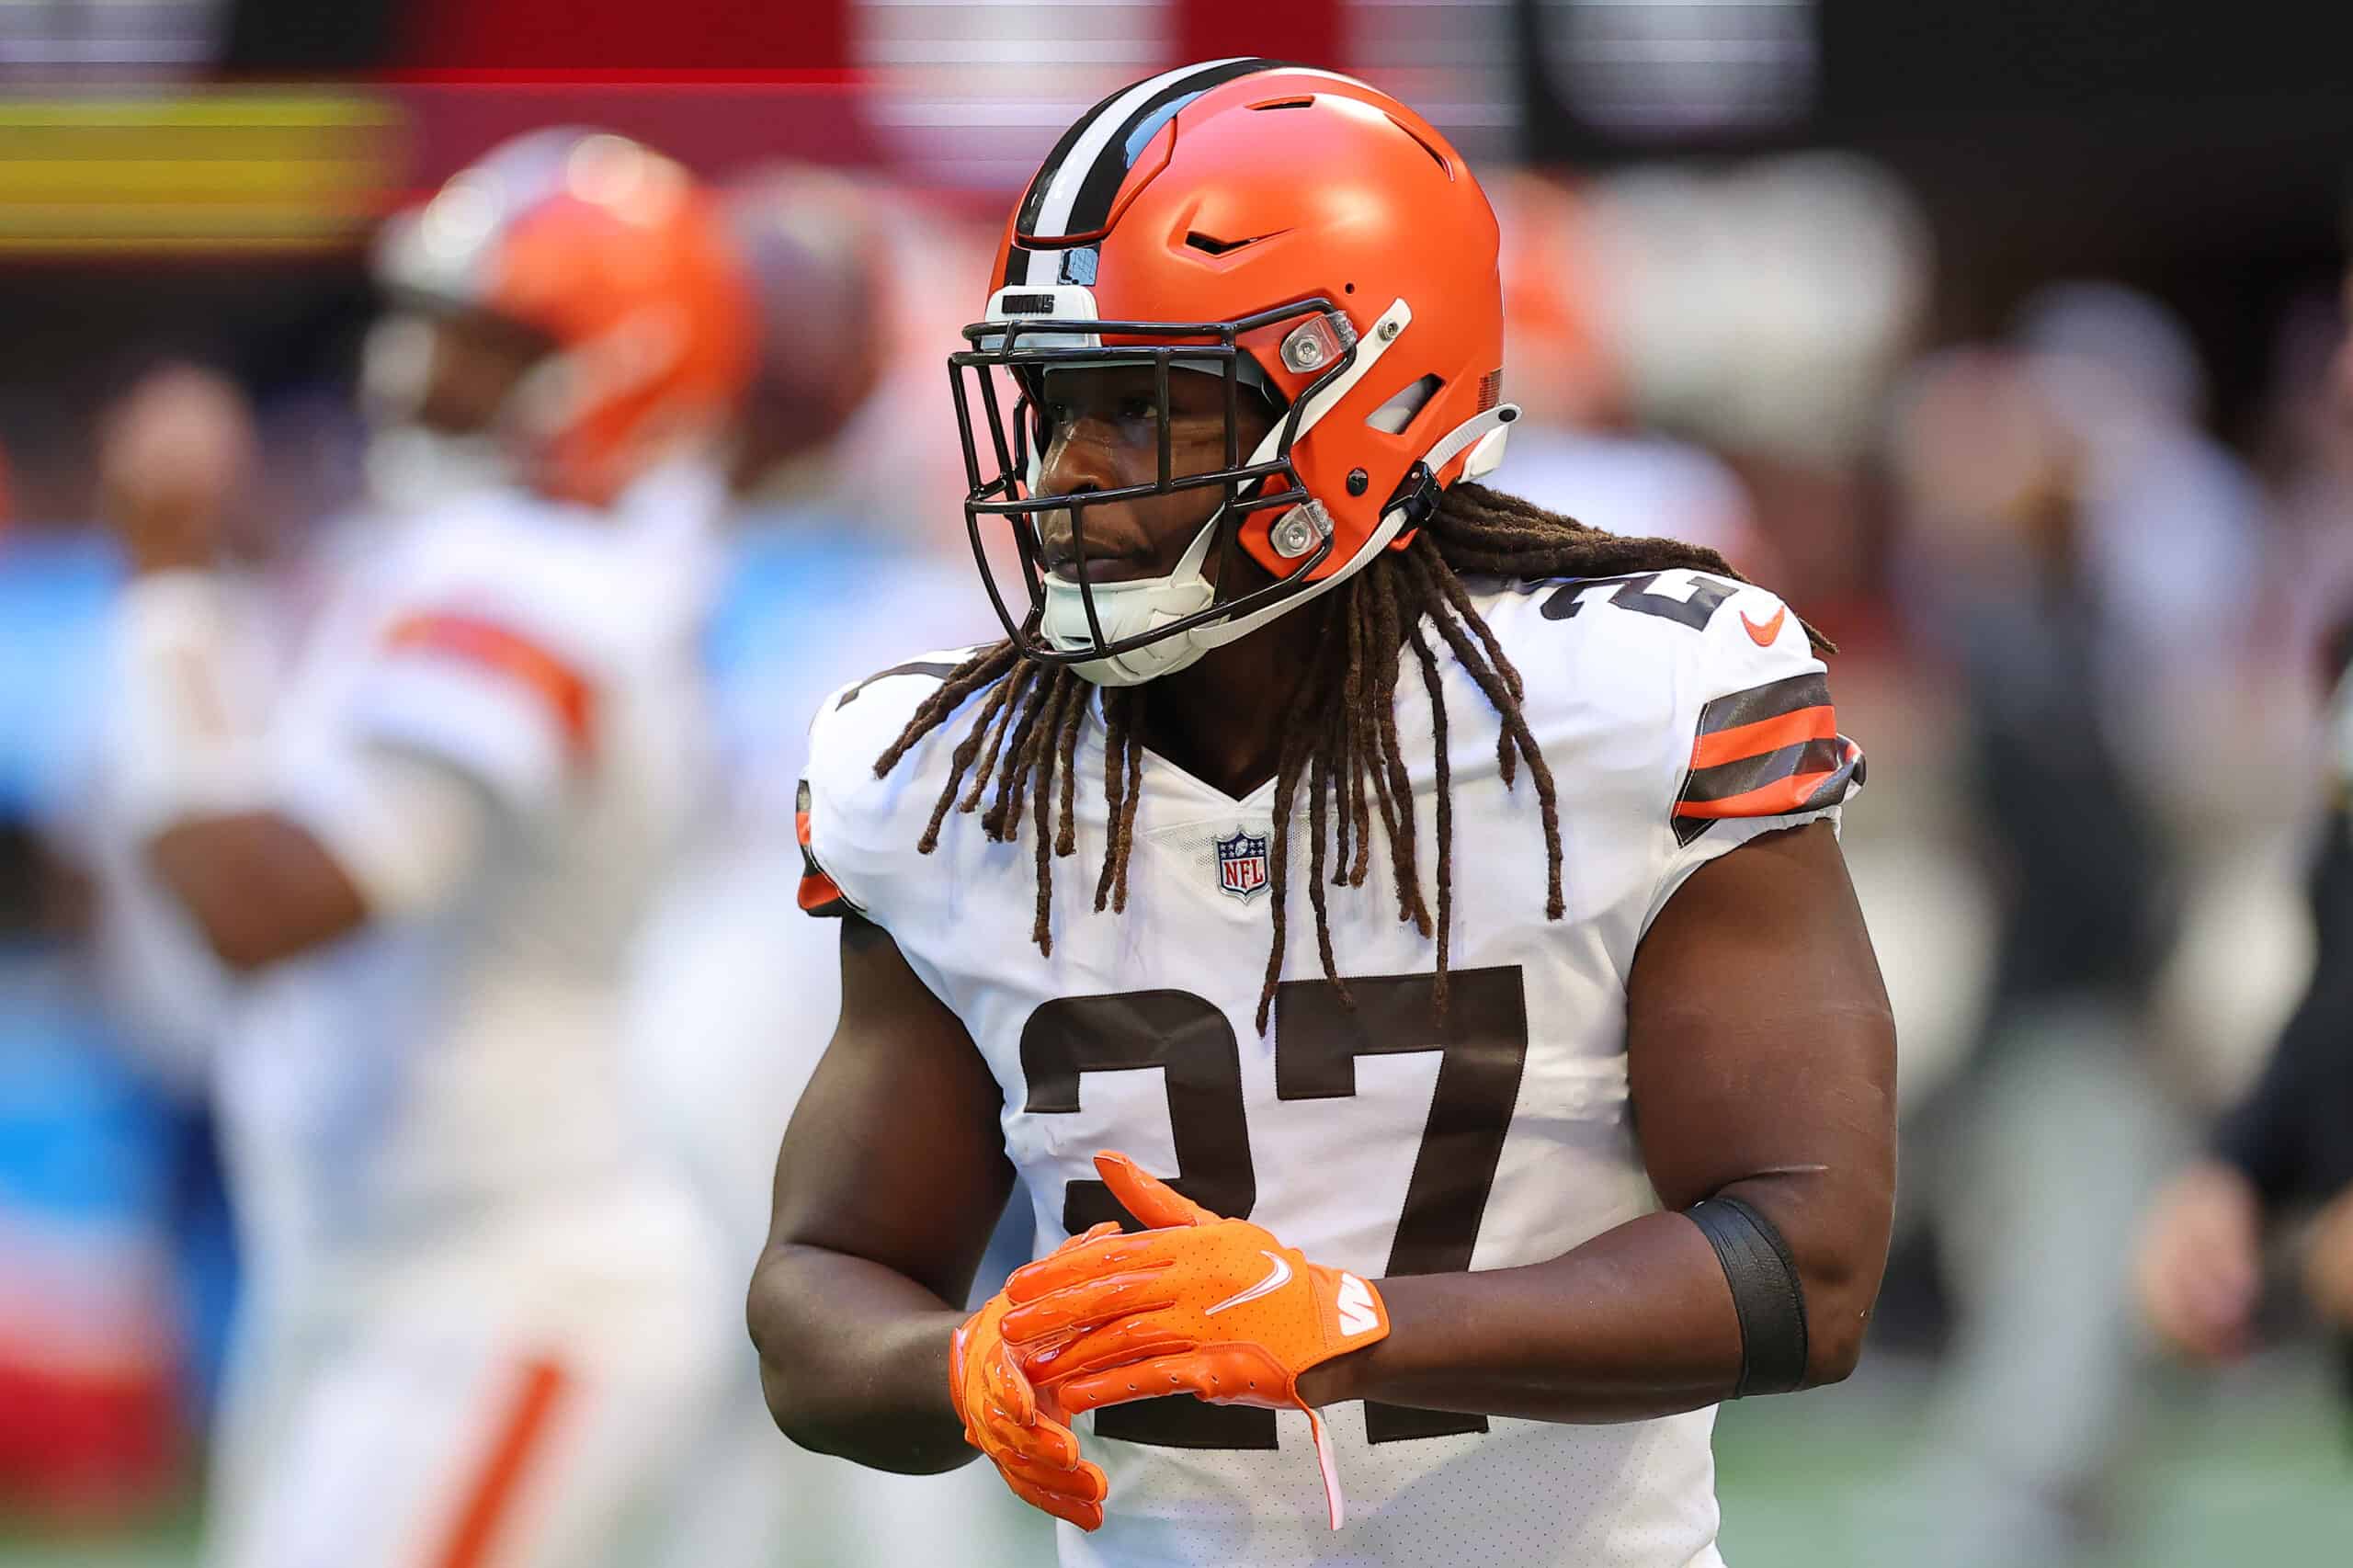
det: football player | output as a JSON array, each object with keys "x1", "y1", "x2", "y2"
[
  {"x1": 2135, "y1": 615, "x2": 2353, "y2": 1371},
  {"x1": 751, "y1": 62, "x2": 1896, "y2": 1568},
  {"x1": 89, "y1": 131, "x2": 753, "y2": 1568}
]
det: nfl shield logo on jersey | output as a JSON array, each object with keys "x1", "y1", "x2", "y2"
[{"x1": 1215, "y1": 827, "x2": 1269, "y2": 902}]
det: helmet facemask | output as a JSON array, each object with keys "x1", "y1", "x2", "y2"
[{"x1": 949, "y1": 293, "x2": 1409, "y2": 687}]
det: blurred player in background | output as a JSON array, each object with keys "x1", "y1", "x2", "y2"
[
  {"x1": 2134, "y1": 637, "x2": 2353, "y2": 1391},
  {"x1": 84, "y1": 130, "x2": 751, "y2": 1568},
  {"x1": 1882, "y1": 294, "x2": 2270, "y2": 1566},
  {"x1": 622, "y1": 165, "x2": 1031, "y2": 1568},
  {"x1": 754, "y1": 61, "x2": 1896, "y2": 1568},
  {"x1": 2135, "y1": 256, "x2": 2353, "y2": 1393},
  {"x1": 79, "y1": 368, "x2": 272, "y2": 1100}
]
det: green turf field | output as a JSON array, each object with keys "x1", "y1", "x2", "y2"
[
  {"x1": 1714, "y1": 1347, "x2": 2353, "y2": 1568},
  {"x1": 6, "y1": 1349, "x2": 2345, "y2": 1566}
]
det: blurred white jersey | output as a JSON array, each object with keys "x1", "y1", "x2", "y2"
[
  {"x1": 629, "y1": 535, "x2": 999, "y2": 1260},
  {"x1": 799, "y1": 568, "x2": 1863, "y2": 1568},
  {"x1": 80, "y1": 462, "x2": 739, "y2": 1568},
  {"x1": 621, "y1": 535, "x2": 1042, "y2": 1568},
  {"x1": 190, "y1": 468, "x2": 739, "y2": 1568},
  {"x1": 223, "y1": 464, "x2": 727, "y2": 1327}
]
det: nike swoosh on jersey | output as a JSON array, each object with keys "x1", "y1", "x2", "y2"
[
  {"x1": 1336, "y1": 1273, "x2": 1381, "y2": 1337},
  {"x1": 1205, "y1": 1251, "x2": 1292, "y2": 1315},
  {"x1": 1740, "y1": 606, "x2": 1787, "y2": 646}
]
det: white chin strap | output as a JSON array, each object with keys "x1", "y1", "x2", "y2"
[{"x1": 1038, "y1": 298, "x2": 1518, "y2": 686}]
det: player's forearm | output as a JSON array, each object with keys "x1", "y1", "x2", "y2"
[
  {"x1": 149, "y1": 813, "x2": 371, "y2": 971},
  {"x1": 1303, "y1": 1190, "x2": 1872, "y2": 1424},
  {"x1": 748, "y1": 1240, "x2": 974, "y2": 1473}
]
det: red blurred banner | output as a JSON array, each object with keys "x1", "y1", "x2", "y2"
[
  {"x1": 401, "y1": 0, "x2": 852, "y2": 74},
  {"x1": 1177, "y1": 0, "x2": 1339, "y2": 76}
]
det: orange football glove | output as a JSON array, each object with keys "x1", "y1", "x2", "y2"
[
  {"x1": 950, "y1": 1221, "x2": 1120, "y2": 1530},
  {"x1": 998, "y1": 1153, "x2": 1391, "y2": 1528}
]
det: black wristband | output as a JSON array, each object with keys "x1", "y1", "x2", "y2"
[{"x1": 1686, "y1": 1195, "x2": 1810, "y2": 1397}]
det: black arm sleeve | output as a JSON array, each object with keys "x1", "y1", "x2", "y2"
[
  {"x1": 1685, "y1": 1195, "x2": 1810, "y2": 1397},
  {"x1": 2211, "y1": 812, "x2": 2353, "y2": 1210}
]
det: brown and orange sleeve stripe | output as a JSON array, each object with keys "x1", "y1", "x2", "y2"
[
  {"x1": 383, "y1": 612, "x2": 597, "y2": 762},
  {"x1": 795, "y1": 778, "x2": 858, "y2": 918},
  {"x1": 1673, "y1": 672, "x2": 1865, "y2": 846}
]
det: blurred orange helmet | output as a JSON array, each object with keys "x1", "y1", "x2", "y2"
[
  {"x1": 951, "y1": 60, "x2": 1517, "y2": 686},
  {"x1": 375, "y1": 129, "x2": 756, "y2": 506}
]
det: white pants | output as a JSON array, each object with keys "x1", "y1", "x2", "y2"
[{"x1": 205, "y1": 1288, "x2": 731, "y2": 1568}]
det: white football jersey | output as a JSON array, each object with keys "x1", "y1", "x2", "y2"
[
  {"x1": 222, "y1": 463, "x2": 727, "y2": 1331},
  {"x1": 799, "y1": 568, "x2": 1863, "y2": 1568}
]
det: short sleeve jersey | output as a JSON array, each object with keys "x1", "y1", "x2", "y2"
[
  {"x1": 223, "y1": 468, "x2": 727, "y2": 1303},
  {"x1": 800, "y1": 568, "x2": 1863, "y2": 1568}
]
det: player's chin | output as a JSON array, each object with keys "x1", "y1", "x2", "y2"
[
  {"x1": 1038, "y1": 514, "x2": 1149, "y2": 581},
  {"x1": 1049, "y1": 541, "x2": 1157, "y2": 584}
]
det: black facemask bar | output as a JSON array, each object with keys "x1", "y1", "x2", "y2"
[{"x1": 947, "y1": 296, "x2": 1358, "y2": 665}]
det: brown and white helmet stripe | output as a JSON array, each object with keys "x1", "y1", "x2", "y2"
[{"x1": 1003, "y1": 57, "x2": 1281, "y2": 288}]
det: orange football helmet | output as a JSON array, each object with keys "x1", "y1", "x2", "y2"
[
  {"x1": 950, "y1": 60, "x2": 1518, "y2": 685},
  {"x1": 374, "y1": 129, "x2": 755, "y2": 507}
]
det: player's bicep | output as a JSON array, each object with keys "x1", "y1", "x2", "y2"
[
  {"x1": 767, "y1": 915, "x2": 1014, "y2": 1306},
  {"x1": 1625, "y1": 822, "x2": 1896, "y2": 1335}
]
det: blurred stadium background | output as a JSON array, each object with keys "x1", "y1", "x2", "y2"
[{"x1": 6, "y1": 2, "x2": 2353, "y2": 1564}]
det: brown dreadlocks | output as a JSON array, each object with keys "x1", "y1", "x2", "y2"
[{"x1": 870, "y1": 482, "x2": 1831, "y2": 1032}]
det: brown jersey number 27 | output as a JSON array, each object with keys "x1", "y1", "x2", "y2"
[{"x1": 1019, "y1": 966, "x2": 1529, "y2": 1450}]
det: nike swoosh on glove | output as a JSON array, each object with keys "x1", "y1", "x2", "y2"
[
  {"x1": 951, "y1": 1221, "x2": 1122, "y2": 1530},
  {"x1": 998, "y1": 1152, "x2": 1391, "y2": 1529}
]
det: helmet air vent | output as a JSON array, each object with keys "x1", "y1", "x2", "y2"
[
  {"x1": 1386, "y1": 115, "x2": 1455, "y2": 179},
  {"x1": 1185, "y1": 229, "x2": 1278, "y2": 256},
  {"x1": 1366, "y1": 373, "x2": 1443, "y2": 435}
]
